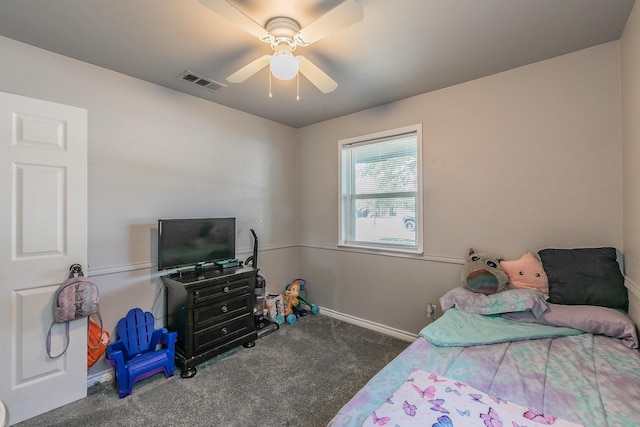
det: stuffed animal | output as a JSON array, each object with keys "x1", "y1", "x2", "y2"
[
  {"x1": 461, "y1": 248, "x2": 509, "y2": 295},
  {"x1": 500, "y1": 252, "x2": 549, "y2": 295},
  {"x1": 283, "y1": 280, "x2": 301, "y2": 316}
]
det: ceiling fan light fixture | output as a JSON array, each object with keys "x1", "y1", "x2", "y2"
[{"x1": 270, "y1": 52, "x2": 299, "y2": 80}]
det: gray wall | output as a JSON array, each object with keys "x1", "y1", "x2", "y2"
[
  {"x1": 0, "y1": 36, "x2": 300, "y2": 376},
  {"x1": 297, "y1": 42, "x2": 624, "y2": 334},
  {"x1": 621, "y1": 2, "x2": 640, "y2": 325}
]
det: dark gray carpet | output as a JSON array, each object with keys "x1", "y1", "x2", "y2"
[{"x1": 17, "y1": 315, "x2": 410, "y2": 427}]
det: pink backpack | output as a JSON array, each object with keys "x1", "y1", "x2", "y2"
[{"x1": 46, "y1": 264, "x2": 102, "y2": 359}]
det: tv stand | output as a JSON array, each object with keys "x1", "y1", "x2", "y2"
[{"x1": 162, "y1": 267, "x2": 258, "y2": 377}]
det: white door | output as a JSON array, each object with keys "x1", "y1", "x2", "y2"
[{"x1": 0, "y1": 91, "x2": 88, "y2": 426}]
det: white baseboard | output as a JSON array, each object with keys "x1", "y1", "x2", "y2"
[
  {"x1": 320, "y1": 307, "x2": 418, "y2": 342},
  {"x1": 87, "y1": 370, "x2": 113, "y2": 388}
]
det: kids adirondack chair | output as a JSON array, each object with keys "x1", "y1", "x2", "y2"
[{"x1": 106, "y1": 308, "x2": 177, "y2": 398}]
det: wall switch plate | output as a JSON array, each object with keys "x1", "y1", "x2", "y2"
[{"x1": 426, "y1": 303, "x2": 437, "y2": 320}]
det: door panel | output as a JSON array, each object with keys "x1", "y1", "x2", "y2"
[
  {"x1": 14, "y1": 163, "x2": 66, "y2": 256},
  {"x1": 0, "y1": 91, "x2": 87, "y2": 426},
  {"x1": 14, "y1": 286, "x2": 72, "y2": 381}
]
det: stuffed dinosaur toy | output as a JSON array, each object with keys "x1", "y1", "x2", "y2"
[{"x1": 461, "y1": 248, "x2": 509, "y2": 295}]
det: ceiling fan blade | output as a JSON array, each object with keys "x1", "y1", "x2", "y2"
[
  {"x1": 295, "y1": 0, "x2": 363, "y2": 46},
  {"x1": 298, "y1": 56, "x2": 338, "y2": 94},
  {"x1": 199, "y1": 0, "x2": 271, "y2": 41},
  {"x1": 227, "y1": 56, "x2": 271, "y2": 83}
]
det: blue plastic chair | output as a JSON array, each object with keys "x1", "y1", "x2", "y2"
[{"x1": 106, "y1": 308, "x2": 178, "y2": 398}]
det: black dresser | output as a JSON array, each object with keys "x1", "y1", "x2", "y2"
[{"x1": 162, "y1": 267, "x2": 258, "y2": 377}]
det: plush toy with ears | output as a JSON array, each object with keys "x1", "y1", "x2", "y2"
[
  {"x1": 461, "y1": 248, "x2": 509, "y2": 295},
  {"x1": 283, "y1": 279, "x2": 320, "y2": 324},
  {"x1": 283, "y1": 280, "x2": 301, "y2": 317}
]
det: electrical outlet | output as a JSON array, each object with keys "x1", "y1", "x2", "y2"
[{"x1": 426, "y1": 303, "x2": 437, "y2": 320}]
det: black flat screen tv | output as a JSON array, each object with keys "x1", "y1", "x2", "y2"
[{"x1": 158, "y1": 217, "x2": 235, "y2": 271}]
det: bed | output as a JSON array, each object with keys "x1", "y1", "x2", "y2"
[{"x1": 328, "y1": 248, "x2": 640, "y2": 427}]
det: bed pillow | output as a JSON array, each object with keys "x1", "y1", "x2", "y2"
[
  {"x1": 538, "y1": 247, "x2": 628, "y2": 311},
  {"x1": 440, "y1": 287, "x2": 548, "y2": 318},
  {"x1": 500, "y1": 252, "x2": 549, "y2": 295},
  {"x1": 502, "y1": 303, "x2": 638, "y2": 349}
]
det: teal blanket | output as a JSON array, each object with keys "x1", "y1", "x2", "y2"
[{"x1": 420, "y1": 308, "x2": 584, "y2": 346}]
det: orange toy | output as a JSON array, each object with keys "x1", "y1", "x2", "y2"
[
  {"x1": 283, "y1": 280, "x2": 300, "y2": 316},
  {"x1": 282, "y1": 278, "x2": 320, "y2": 324}
]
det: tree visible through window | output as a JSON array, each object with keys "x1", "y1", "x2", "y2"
[{"x1": 340, "y1": 124, "x2": 423, "y2": 253}]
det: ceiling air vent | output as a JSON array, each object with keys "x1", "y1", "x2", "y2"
[{"x1": 179, "y1": 71, "x2": 227, "y2": 92}]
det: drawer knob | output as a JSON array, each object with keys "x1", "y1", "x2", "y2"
[
  {"x1": 223, "y1": 286, "x2": 230, "y2": 293},
  {"x1": 221, "y1": 305, "x2": 228, "y2": 313},
  {"x1": 221, "y1": 327, "x2": 228, "y2": 335},
  {"x1": 195, "y1": 290, "x2": 200, "y2": 298}
]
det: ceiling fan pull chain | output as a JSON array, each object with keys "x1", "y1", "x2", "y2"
[
  {"x1": 296, "y1": 73, "x2": 300, "y2": 101},
  {"x1": 269, "y1": 72, "x2": 272, "y2": 98}
]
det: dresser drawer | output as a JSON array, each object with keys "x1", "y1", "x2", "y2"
[
  {"x1": 193, "y1": 312, "x2": 254, "y2": 353},
  {"x1": 193, "y1": 292, "x2": 252, "y2": 331},
  {"x1": 192, "y1": 278, "x2": 251, "y2": 305}
]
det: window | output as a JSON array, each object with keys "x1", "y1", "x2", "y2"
[{"x1": 339, "y1": 124, "x2": 423, "y2": 254}]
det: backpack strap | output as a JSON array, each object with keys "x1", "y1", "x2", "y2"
[
  {"x1": 47, "y1": 312, "x2": 103, "y2": 357},
  {"x1": 46, "y1": 321, "x2": 70, "y2": 359}
]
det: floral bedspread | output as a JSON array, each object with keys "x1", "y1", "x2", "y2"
[{"x1": 361, "y1": 369, "x2": 583, "y2": 427}]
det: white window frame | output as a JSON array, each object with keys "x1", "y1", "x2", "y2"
[{"x1": 338, "y1": 124, "x2": 423, "y2": 254}]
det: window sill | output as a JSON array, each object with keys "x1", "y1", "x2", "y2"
[{"x1": 337, "y1": 242, "x2": 423, "y2": 256}]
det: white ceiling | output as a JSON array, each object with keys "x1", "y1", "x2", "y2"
[{"x1": 0, "y1": 0, "x2": 635, "y2": 128}]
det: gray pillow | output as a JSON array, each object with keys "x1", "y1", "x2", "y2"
[
  {"x1": 538, "y1": 247, "x2": 628, "y2": 311},
  {"x1": 502, "y1": 303, "x2": 638, "y2": 349},
  {"x1": 440, "y1": 287, "x2": 548, "y2": 317}
]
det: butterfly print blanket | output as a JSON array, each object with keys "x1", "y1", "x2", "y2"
[{"x1": 361, "y1": 369, "x2": 583, "y2": 427}]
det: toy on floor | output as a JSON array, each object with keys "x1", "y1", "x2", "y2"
[
  {"x1": 265, "y1": 293, "x2": 285, "y2": 325},
  {"x1": 252, "y1": 274, "x2": 280, "y2": 337},
  {"x1": 283, "y1": 278, "x2": 320, "y2": 324},
  {"x1": 283, "y1": 281, "x2": 302, "y2": 322}
]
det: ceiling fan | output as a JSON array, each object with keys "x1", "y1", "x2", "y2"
[{"x1": 199, "y1": 0, "x2": 363, "y2": 94}]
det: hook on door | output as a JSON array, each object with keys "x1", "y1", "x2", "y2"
[{"x1": 69, "y1": 264, "x2": 83, "y2": 277}]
